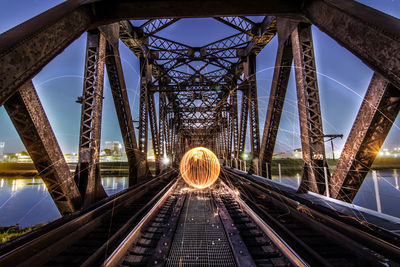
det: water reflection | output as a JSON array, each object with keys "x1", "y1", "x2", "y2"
[
  {"x1": 0, "y1": 171, "x2": 399, "y2": 228},
  {"x1": 0, "y1": 177, "x2": 128, "y2": 227}
]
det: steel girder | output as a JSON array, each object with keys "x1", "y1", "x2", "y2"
[
  {"x1": 238, "y1": 89, "x2": 249, "y2": 155},
  {"x1": 330, "y1": 74, "x2": 400, "y2": 202},
  {"x1": 259, "y1": 30, "x2": 293, "y2": 179},
  {"x1": 75, "y1": 30, "x2": 107, "y2": 207},
  {"x1": 292, "y1": 23, "x2": 329, "y2": 194},
  {"x1": 159, "y1": 92, "x2": 167, "y2": 160},
  {"x1": 105, "y1": 43, "x2": 149, "y2": 185},
  {"x1": 231, "y1": 86, "x2": 239, "y2": 160},
  {"x1": 138, "y1": 58, "x2": 152, "y2": 154},
  {"x1": 303, "y1": 0, "x2": 400, "y2": 89},
  {"x1": 148, "y1": 91, "x2": 161, "y2": 173},
  {"x1": 0, "y1": 3, "x2": 92, "y2": 106},
  {"x1": 4, "y1": 81, "x2": 82, "y2": 214},
  {"x1": 245, "y1": 54, "x2": 261, "y2": 173}
]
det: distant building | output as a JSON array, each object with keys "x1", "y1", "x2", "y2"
[
  {"x1": 15, "y1": 152, "x2": 33, "y2": 163},
  {"x1": 378, "y1": 147, "x2": 400, "y2": 158},
  {"x1": 104, "y1": 141, "x2": 123, "y2": 156},
  {"x1": 0, "y1": 141, "x2": 4, "y2": 155},
  {"x1": 0, "y1": 142, "x2": 4, "y2": 162}
]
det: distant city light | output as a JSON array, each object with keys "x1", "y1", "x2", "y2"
[{"x1": 162, "y1": 157, "x2": 170, "y2": 165}]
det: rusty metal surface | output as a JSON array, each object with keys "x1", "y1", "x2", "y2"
[
  {"x1": 259, "y1": 30, "x2": 293, "y2": 179},
  {"x1": 75, "y1": 30, "x2": 107, "y2": 207},
  {"x1": 292, "y1": 23, "x2": 328, "y2": 194},
  {"x1": 303, "y1": 0, "x2": 400, "y2": 89},
  {"x1": 331, "y1": 73, "x2": 400, "y2": 201},
  {"x1": 4, "y1": 81, "x2": 82, "y2": 214},
  {"x1": 105, "y1": 43, "x2": 149, "y2": 185},
  {"x1": 0, "y1": 2, "x2": 92, "y2": 105}
]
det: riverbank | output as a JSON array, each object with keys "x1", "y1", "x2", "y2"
[
  {"x1": 0, "y1": 162, "x2": 157, "y2": 177},
  {"x1": 0, "y1": 224, "x2": 45, "y2": 244},
  {"x1": 0, "y1": 159, "x2": 398, "y2": 177},
  {"x1": 252, "y1": 158, "x2": 400, "y2": 176}
]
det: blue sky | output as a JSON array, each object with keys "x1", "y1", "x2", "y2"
[{"x1": 0, "y1": 0, "x2": 399, "y2": 155}]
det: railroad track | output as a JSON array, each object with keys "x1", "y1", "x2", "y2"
[
  {"x1": 0, "y1": 170, "x2": 177, "y2": 266},
  {"x1": 221, "y1": 168, "x2": 400, "y2": 266},
  {"x1": 103, "y1": 180, "x2": 306, "y2": 267}
]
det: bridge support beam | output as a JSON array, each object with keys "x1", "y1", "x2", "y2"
[
  {"x1": 238, "y1": 89, "x2": 249, "y2": 157},
  {"x1": 138, "y1": 58, "x2": 152, "y2": 155},
  {"x1": 75, "y1": 30, "x2": 107, "y2": 207},
  {"x1": 259, "y1": 22, "x2": 294, "y2": 179},
  {"x1": 5, "y1": 81, "x2": 82, "y2": 214},
  {"x1": 231, "y1": 87, "x2": 239, "y2": 169},
  {"x1": 105, "y1": 42, "x2": 148, "y2": 186},
  {"x1": 148, "y1": 91, "x2": 161, "y2": 173},
  {"x1": 159, "y1": 91, "x2": 167, "y2": 170},
  {"x1": 330, "y1": 73, "x2": 400, "y2": 201},
  {"x1": 0, "y1": 3, "x2": 92, "y2": 106},
  {"x1": 302, "y1": 0, "x2": 400, "y2": 89},
  {"x1": 292, "y1": 23, "x2": 328, "y2": 194},
  {"x1": 245, "y1": 54, "x2": 261, "y2": 174}
]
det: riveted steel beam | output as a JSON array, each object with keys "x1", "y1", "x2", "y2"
[
  {"x1": 148, "y1": 91, "x2": 161, "y2": 173},
  {"x1": 75, "y1": 30, "x2": 107, "y2": 207},
  {"x1": 330, "y1": 73, "x2": 400, "y2": 202},
  {"x1": 92, "y1": 0, "x2": 301, "y2": 22},
  {"x1": 238, "y1": 89, "x2": 249, "y2": 156},
  {"x1": 105, "y1": 42, "x2": 149, "y2": 186},
  {"x1": 292, "y1": 23, "x2": 328, "y2": 194},
  {"x1": 4, "y1": 81, "x2": 82, "y2": 214},
  {"x1": 0, "y1": 2, "x2": 92, "y2": 106},
  {"x1": 138, "y1": 58, "x2": 152, "y2": 154},
  {"x1": 244, "y1": 54, "x2": 260, "y2": 174},
  {"x1": 259, "y1": 23, "x2": 294, "y2": 179},
  {"x1": 302, "y1": 0, "x2": 400, "y2": 89}
]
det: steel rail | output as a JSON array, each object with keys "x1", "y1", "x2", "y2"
[
  {"x1": 223, "y1": 168, "x2": 400, "y2": 265},
  {"x1": 220, "y1": 181, "x2": 309, "y2": 267},
  {"x1": 0, "y1": 171, "x2": 176, "y2": 266},
  {"x1": 82, "y1": 178, "x2": 178, "y2": 266},
  {"x1": 102, "y1": 179, "x2": 180, "y2": 267}
]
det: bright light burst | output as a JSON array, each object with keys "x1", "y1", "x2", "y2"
[{"x1": 179, "y1": 147, "x2": 220, "y2": 189}]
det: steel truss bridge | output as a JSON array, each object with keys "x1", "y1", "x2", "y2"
[{"x1": 0, "y1": 0, "x2": 399, "y2": 265}]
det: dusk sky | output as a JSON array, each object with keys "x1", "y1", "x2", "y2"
[{"x1": 0, "y1": 0, "x2": 399, "y2": 156}]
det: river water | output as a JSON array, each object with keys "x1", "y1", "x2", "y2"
[{"x1": 0, "y1": 170, "x2": 399, "y2": 227}]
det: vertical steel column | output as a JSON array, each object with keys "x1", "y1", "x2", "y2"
[
  {"x1": 245, "y1": 54, "x2": 261, "y2": 174},
  {"x1": 105, "y1": 43, "x2": 148, "y2": 186},
  {"x1": 292, "y1": 23, "x2": 328, "y2": 194},
  {"x1": 259, "y1": 37, "x2": 293, "y2": 179},
  {"x1": 159, "y1": 91, "x2": 167, "y2": 163},
  {"x1": 138, "y1": 57, "x2": 151, "y2": 154},
  {"x1": 238, "y1": 89, "x2": 249, "y2": 156},
  {"x1": 231, "y1": 87, "x2": 239, "y2": 168},
  {"x1": 75, "y1": 30, "x2": 107, "y2": 206},
  {"x1": 331, "y1": 73, "x2": 400, "y2": 201},
  {"x1": 148, "y1": 91, "x2": 160, "y2": 173},
  {"x1": 5, "y1": 81, "x2": 82, "y2": 214}
]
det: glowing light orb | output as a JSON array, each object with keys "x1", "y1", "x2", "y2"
[{"x1": 179, "y1": 147, "x2": 220, "y2": 189}]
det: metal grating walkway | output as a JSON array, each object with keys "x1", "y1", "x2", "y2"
[{"x1": 166, "y1": 191, "x2": 236, "y2": 267}]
